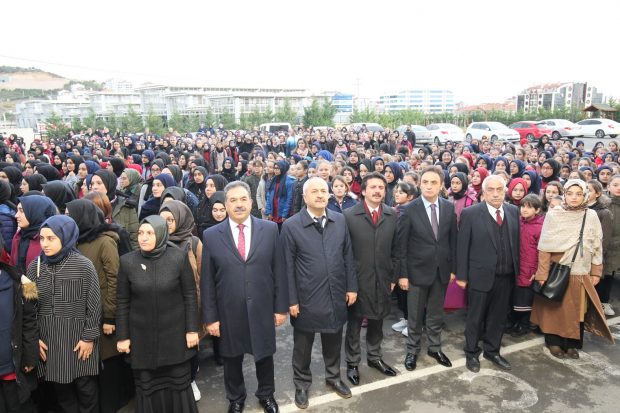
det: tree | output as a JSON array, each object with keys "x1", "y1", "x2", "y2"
[
  {"x1": 168, "y1": 110, "x2": 187, "y2": 133},
  {"x1": 303, "y1": 98, "x2": 336, "y2": 127},
  {"x1": 45, "y1": 111, "x2": 70, "y2": 139},
  {"x1": 275, "y1": 98, "x2": 298, "y2": 125},
  {"x1": 218, "y1": 109, "x2": 236, "y2": 129},
  {"x1": 123, "y1": 106, "x2": 144, "y2": 133},
  {"x1": 71, "y1": 117, "x2": 84, "y2": 133},
  {"x1": 187, "y1": 114, "x2": 200, "y2": 133},
  {"x1": 145, "y1": 108, "x2": 165, "y2": 135},
  {"x1": 349, "y1": 107, "x2": 379, "y2": 123},
  {"x1": 203, "y1": 108, "x2": 216, "y2": 129},
  {"x1": 82, "y1": 109, "x2": 97, "y2": 130},
  {"x1": 106, "y1": 113, "x2": 118, "y2": 131}
]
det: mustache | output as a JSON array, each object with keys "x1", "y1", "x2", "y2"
[{"x1": 233, "y1": 207, "x2": 246, "y2": 212}]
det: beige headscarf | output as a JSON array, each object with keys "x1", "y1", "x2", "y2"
[{"x1": 562, "y1": 179, "x2": 589, "y2": 211}]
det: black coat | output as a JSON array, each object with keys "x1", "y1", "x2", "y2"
[
  {"x1": 397, "y1": 197, "x2": 457, "y2": 286},
  {"x1": 201, "y1": 217, "x2": 288, "y2": 361},
  {"x1": 456, "y1": 202, "x2": 520, "y2": 292},
  {"x1": 116, "y1": 246, "x2": 198, "y2": 370},
  {"x1": 344, "y1": 203, "x2": 398, "y2": 319},
  {"x1": 281, "y1": 208, "x2": 358, "y2": 333}
]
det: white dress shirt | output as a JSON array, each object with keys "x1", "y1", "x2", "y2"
[
  {"x1": 306, "y1": 209, "x2": 327, "y2": 227},
  {"x1": 485, "y1": 202, "x2": 504, "y2": 223},
  {"x1": 421, "y1": 196, "x2": 440, "y2": 227},
  {"x1": 229, "y1": 216, "x2": 252, "y2": 253}
]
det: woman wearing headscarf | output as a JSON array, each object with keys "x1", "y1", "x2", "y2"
[
  {"x1": 63, "y1": 155, "x2": 84, "y2": 187},
  {"x1": 265, "y1": 160, "x2": 295, "y2": 228},
  {"x1": 42, "y1": 180, "x2": 76, "y2": 214},
  {"x1": 0, "y1": 181, "x2": 17, "y2": 253},
  {"x1": 469, "y1": 166, "x2": 489, "y2": 201},
  {"x1": 506, "y1": 177, "x2": 528, "y2": 206},
  {"x1": 540, "y1": 159, "x2": 562, "y2": 192},
  {"x1": 10, "y1": 195, "x2": 57, "y2": 276},
  {"x1": 65, "y1": 199, "x2": 132, "y2": 412},
  {"x1": 195, "y1": 174, "x2": 229, "y2": 236},
  {"x1": 109, "y1": 158, "x2": 126, "y2": 181},
  {"x1": 116, "y1": 215, "x2": 199, "y2": 412},
  {"x1": 384, "y1": 161, "x2": 403, "y2": 207},
  {"x1": 1, "y1": 166, "x2": 23, "y2": 205},
  {"x1": 138, "y1": 173, "x2": 176, "y2": 222},
  {"x1": 220, "y1": 157, "x2": 237, "y2": 183},
  {"x1": 138, "y1": 159, "x2": 165, "y2": 214},
  {"x1": 119, "y1": 168, "x2": 143, "y2": 209},
  {"x1": 447, "y1": 172, "x2": 477, "y2": 225},
  {"x1": 159, "y1": 200, "x2": 204, "y2": 400},
  {"x1": 531, "y1": 179, "x2": 614, "y2": 359},
  {"x1": 186, "y1": 166, "x2": 208, "y2": 204},
  {"x1": 522, "y1": 170, "x2": 542, "y2": 195},
  {"x1": 35, "y1": 164, "x2": 61, "y2": 182},
  {"x1": 21, "y1": 174, "x2": 48, "y2": 194},
  {"x1": 27, "y1": 215, "x2": 101, "y2": 412},
  {"x1": 92, "y1": 169, "x2": 140, "y2": 250},
  {"x1": 509, "y1": 160, "x2": 526, "y2": 179}
]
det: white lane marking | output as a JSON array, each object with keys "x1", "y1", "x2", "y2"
[
  {"x1": 277, "y1": 317, "x2": 620, "y2": 413},
  {"x1": 458, "y1": 369, "x2": 538, "y2": 409}
]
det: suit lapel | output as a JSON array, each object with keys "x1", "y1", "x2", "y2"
[
  {"x1": 414, "y1": 199, "x2": 435, "y2": 241},
  {"x1": 219, "y1": 218, "x2": 246, "y2": 263},
  {"x1": 246, "y1": 217, "x2": 263, "y2": 262},
  {"x1": 482, "y1": 204, "x2": 498, "y2": 250}
]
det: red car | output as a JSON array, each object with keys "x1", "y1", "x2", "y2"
[{"x1": 509, "y1": 121, "x2": 553, "y2": 145}]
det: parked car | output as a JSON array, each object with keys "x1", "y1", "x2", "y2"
[
  {"x1": 465, "y1": 122, "x2": 521, "y2": 144},
  {"x1": 395, "y1": 124, "x2": 433, "y2": 144},
  {"x1": 351, "y1": 122, "x2": 384, "y2": 133},
  {"x1": 509, "y1": 121, "x2": 553, "y2": 144},
  {"x1": 259, "y1": 122, "x2": 292, "y2": 133},
  {"x1": 576, "y1": 118, "x2": 620, "y2": 138},
  {"x1": 538, "y1": 119, "x2": 583, "y2": 140},
  {"x1": 426, "y1": 123, "x2": 465, "y2": 144}
]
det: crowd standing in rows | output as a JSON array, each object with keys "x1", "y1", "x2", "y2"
[{"x1": 0, "y1": 124, "x2": 619, "y2": 413}]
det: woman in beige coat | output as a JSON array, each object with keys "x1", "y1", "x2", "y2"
[{"x1": 531, "y1": 179, "x2": 614, "y2": 359}]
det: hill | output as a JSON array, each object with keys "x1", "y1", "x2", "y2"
[{"x1": 0, "y1": 67, "x2": 69, "y2": 91}]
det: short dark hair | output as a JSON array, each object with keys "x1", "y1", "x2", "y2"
[
  {"x1": 297, "y1": 160, "x2": 308, "y2": 171},
  {"x1": 419, "y1": 165, "x2": 445, "y2": 182},
  {"x1": 521, "y1": 194, "x2": 542, "y2": 210},
  {"x1": 361, "y1": 171, "x2": 388, "y2": 192},
  {"x1": 395, "y1": 181, "x2": 418, "y2": 198}
]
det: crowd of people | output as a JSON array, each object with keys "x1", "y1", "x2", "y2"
[{"x1": 0, "y1": 124, "x2": 619, "y2": 413}]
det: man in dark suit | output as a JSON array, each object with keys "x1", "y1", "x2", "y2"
[
  {"x1": 343, "y1": 172, "x2": 399, "y2": 385},
  {"x1": 202, "y1": 181, "x2": 289, "y2": 413},
  {"x1": 456, "y1": 174, "x2": 519, "y2": 373},
  {"x1": 397, "y1": 166, "x2": 457, "y2": 371},
  {"x1": 281, "y1": 177, "x2": 358, "y2": 410}
]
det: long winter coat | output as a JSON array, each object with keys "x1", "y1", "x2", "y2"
[
  {"x1": 265, "y1": 175, "x2": 295, "y2": 219},
  {"x1": 0, "y1": 204, "x2": 16, "y2": 254},
  {"x1": 201, "y1": 218, "x2": 288, "y2": 361},
  {"x1": 116, "y1": 246, "x2": 198, "y2": 370},
  {"x1": 281, "y1": 208, "x2": 358, "y2": 333},
  {"x1": 77, "y1": 231, "x2": 120, "y2": 360},
  {"x1": 607, "y1": 195, "x2": 620, "y2": 274},
  {"x1": 517, "y1": 214, "x2": 544, "y2": 287},
  {"x1": 9, "y1": 231, "x2": 42, "y2": 275},
  {"x1": 343, "y1": 203, "x2": 398, "y2": 319},
  {"x1": 112, "y1": 197, "x2": 139, "y2": 250}
]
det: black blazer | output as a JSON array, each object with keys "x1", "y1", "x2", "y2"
[
  {"x1": 397, "y1": 197, "x2": 457, "y2": 286},
  {"x1": 456, "y1": 202, "x2": 520, "y2": 292}
]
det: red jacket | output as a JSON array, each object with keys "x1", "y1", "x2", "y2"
[
  {"x1": 518, "y1": 214, "x2": 545, "y2": 287},
  {"x1": 9, "y1": 231, "x2": 43, "y2": 274}
]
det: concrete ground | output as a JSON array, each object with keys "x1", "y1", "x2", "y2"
[{"x1": 182, "y1": 277, "x2": 620, "y2": 413}]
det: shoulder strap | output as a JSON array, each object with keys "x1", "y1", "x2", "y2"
[{"x1": 569, "y1": 211, "x2": 588, "y2": 266}]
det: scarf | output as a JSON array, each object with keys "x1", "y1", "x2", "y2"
[
  {"x1": 139, "y1": 215, "x2": 170, "y2": 259},
  {"x1": 562, "y1": 179, "x2": 589, "y2": 211},
  {"x1": 40, "y1": 215, "x2": 80, "y2": 264}
]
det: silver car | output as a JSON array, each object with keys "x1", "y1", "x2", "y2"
[
  {"x1": 539, "y1": 119, "x2": 584, "y2": 139},
  {"x1": 395, "y1": 124, "x2": 433, "y2": 144}
]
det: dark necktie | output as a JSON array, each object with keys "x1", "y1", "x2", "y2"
[
  {"x1": 496, "y1": 209, "x2": 503, "y2": 226},
  {"x1": 371, "y1": 210, "x2": 378, "y2": 225},
  {"x1": 430, "y1": 204, "x2": 439, "y2": 240},
  {"x1": 314, "y1": 216, "x2": 324, "y2": 234}
]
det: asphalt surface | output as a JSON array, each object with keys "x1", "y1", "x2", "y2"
[{"x1": 175, "y1": 277, "x2": 620, "y2": 413}]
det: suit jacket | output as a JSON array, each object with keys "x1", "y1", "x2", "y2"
[
  {"x1": 201, "y1": 217, "x2": 288, "y2": 361},
  {"x1": 456, "y1": 202, "x2": 520, "y2": 292},
  {"x1": 344, "y1": 202, "x2": 398, "y2": 319},
  {"x1": 397, "y1": 197, "x2": 457, "y2": 286}
]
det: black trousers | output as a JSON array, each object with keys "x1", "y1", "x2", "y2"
[
  {"x1": 0, "y1": 379, "x2": 34, "y2": 413},
  {"x1": 344, "y1": 312, "x2": 384, "y2": 365},
  {"x1": 395, "y1": 286, "x2": 408, "y2": 319},
  {"x1": 292, "y1": 328, "x2": 342, "y2": 390},
  {"x1": 465, "y1": 274, "x2": 513, "y2": 358},
  {"x1": 595, "y1": 272, "x2": 615, "y2": 303},
  {"x1": 545, "y1": 323, "x2": 585, "y2": 350},
  {"x1": 222, "y1": 355, "x2": 274, "y2": 403},
  {"x1": 53, "y1": 375, "x2": 99, "y2": 413},
  {"x1": 407, "y1": 275, "x2": 447, "y2": 355}
]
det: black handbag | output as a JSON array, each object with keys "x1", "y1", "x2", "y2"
[{"x1": 531, "y1": 211, "x2": 587, "y2": 302}]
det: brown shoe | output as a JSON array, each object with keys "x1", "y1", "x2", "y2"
[
  {"x1": 548, "y1": 345, "x2": 565, "y2": 359},
  {"x1": 565, "y1": 348, "x2": 579, "y2": 359}
]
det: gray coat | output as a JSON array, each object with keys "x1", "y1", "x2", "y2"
[
  {"x1": 281, "y1": 208, "x2": 358, "y2": 333},
  {"x1": 201, "y1": 217, "x2": 289, "y2": 361},
  {"x1": 344, "y1": 202, "x2": 398, "y2": 319}
]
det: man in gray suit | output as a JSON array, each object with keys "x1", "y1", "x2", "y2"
[{"x1": 397, "y1": 166, "x2": 457, "y2": 371}]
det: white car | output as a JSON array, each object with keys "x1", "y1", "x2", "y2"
[
  {"x1": 426, "y1": 123, "x2": 465, "y2": 144},
  {"x1": 351, "y1": 122, "x2": 384, "y2": 133},
  {"x1": 395, "y1": 124, "x2": 433, "y2": 144},
  {"x1": 538, "y1": 119, "x2": 583, "y2": 139},
  {"x1": 465, "y1": 122, "x2": 520, "y2": 144},
  {"x1": 575, "y1": 118, "x2": 620, "y2": 139}
]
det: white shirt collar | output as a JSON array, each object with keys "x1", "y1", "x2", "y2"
[
  {"x1": 421, "y1": 195, "x2": 438, "y2": 209},
  {"x1": 485, "y1": 202, "x2": 504, "y2": 215},
  {"x1": 229, "y1": 215, "x2": 252, "y2": 231}
]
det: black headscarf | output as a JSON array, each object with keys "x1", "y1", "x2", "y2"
[
  {"x1": 159, "y1": 200, "x2": 195, "y2": 249},
  {"x1": 207, "y1": 174, "x2": 229, "y2": 193},
  {"x1": 165, "y1": 165, "x2": 183, "y2": 185},
  {"x1": 0, "y1": 180, "x2": 14, "y2": 209},
  {"x1": 42, "y1": 181, "x2": 76, "y2": 214},
  {"x1": 2, "y1": 166, "x2": 23, "y2": 203},
  {"x1": 109, "y1": 158, "x2": 126, "y2": 178},
  {"x1": 541, "y1": 159, "x2": 561, "y2": 184},
  {"x1": 139, "y1": 215, "x2": 170, "y2": 259},
  {"x1": 35, "y1": 164, "x2": 61, "y2": 182},
  {"x1": 268, "y1": 160, "x2": 290, "y2": 198},
  {"x1": 161, "y1": 186, "x2": 187, "y2": 202},
  {"x1": 16, "y1": 195, "x2": 57, "y2": 273},
  {"x1": 450, "y1": 172, "x2": 469, "y2": 200},
  {"x1": 94, "y1": 170, "x2": 118, "y2": 201},
  {"x1": 39, "y1": 215, "x2": 79, "y2": 264},
  {"x1": 66, "y1": 199, "x2": 107, "y2": 243},
  {"x1": 24, "y1": 174, "x2": 48, "y2": 193}
]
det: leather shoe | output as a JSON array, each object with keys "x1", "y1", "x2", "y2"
[
  {"x1": 565, "y1": 348, "x2": 579, "y2": 359},
  {"x1": 367, "y1": 359, "x2": 397, "y2": 376},
  {"x1": 466, "y1": 356, "x2": 480, "y2": 373},
  {"x1": 548, "y1": 345, "x2": 565, "y2": 359},
  {"x1": 404, "y1": 353, "x2": 417, "y2": 371},
  {"x1": 427, "y1": 350, "x2": 452, "y2": 367},
  {"x1": 294, "y1": 388, "x2": 308, "y2": 409},
  {"x1": 228, "y1": 401, "x2": 244, "y2": 413},
  {"x1": 346, "y1": 364, "x2": 359, "y2": 385},
  {"x1": 326, "y1": 380, "x2": 352, "y2": 398},
  {"x1": 259, "y1": 396, "x2": 279, "y2": 413},
  {"x1": 483, "y1": 353, "x2": 511, "y2": 370}
]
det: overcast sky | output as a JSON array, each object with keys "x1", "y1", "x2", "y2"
[{"x1": 3, "y1": 0, "x2": 619, "y2": 104}]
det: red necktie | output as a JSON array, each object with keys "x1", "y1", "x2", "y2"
[
  {"x1": 237, "y1": 224, "x2": 246, "y2": 261},
  {"x1": 371, "y1": 210, "x2": 378, "y2": 225},
  {"x1": 496, "y1": 209, "x2": 503, "y2": 226}
]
